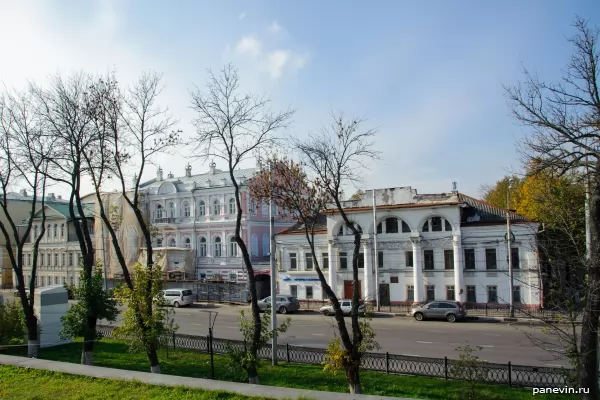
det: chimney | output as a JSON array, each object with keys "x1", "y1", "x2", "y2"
[
  {"x1": 167, "y1": 171, "x2": 174, "y2": 179},
  {"x1": 185, "y1": 163, "x2": 192, "y2": 177},
  {"x1": 209, "y1": 161, "x2": 216, "y2": 175},
  {"x1": 19, "y1": 189, "x2": 27, "y2": 197},
  {"x1": 157, "y1": 167, "x2": 163, "y2": 182}
]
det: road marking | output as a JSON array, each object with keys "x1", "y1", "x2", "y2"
[
  {"x1": 484, "y1": 334, "x2": 501, "y2": 337},
  {"x1": 192, "y1": 323, "x2": 202, "y2": 326},
  {"x1": 478, "y1": 345, "x2": 494, "y2": 348},
  {"x1": 226, "y1": 326, "x2": 239, "y2": 329},
  {"x1": 416, "y1": 341, "x2": 433, "y2": 344},
  {"x1": 312, "y1": 333, "x2": 325, "y2": 336},
  {"x1": 544, "y1": 364, "x2": 563, "y2": 367},
  {"x1": 402, "y1": 354, "x2": 421, "y2": 357}
]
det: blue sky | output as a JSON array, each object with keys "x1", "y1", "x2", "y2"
[{"x1": 1, "y1": 0, "x2": 598, "y2": 197}]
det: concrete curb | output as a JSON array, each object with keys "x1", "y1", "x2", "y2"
[{"x1": 0, "y1": 354, "x2": 420, "y2": 400}]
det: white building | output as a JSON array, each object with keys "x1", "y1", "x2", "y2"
[{"x1": 276, "y1": 186, "x2": 542, "y2": 306}]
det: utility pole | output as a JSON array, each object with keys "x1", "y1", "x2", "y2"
[
  {"x1": 507, "y1": 178, "x2": 514, "y2": 318},
  {"x1": 269, "y1": 161, "x2": 277, "y2": 366},
  {"x1": 372, "y1": 189, "x2": 380, "y2": 311}
]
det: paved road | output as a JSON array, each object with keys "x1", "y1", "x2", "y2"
[{"x1": 102, "y1": 303, "x2": 568, "y2": 368}]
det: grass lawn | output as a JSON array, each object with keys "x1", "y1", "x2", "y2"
[
  {"x1": 0, "y1": 365, "x2": 276, "y2": 400},
  {"x1": 1, "y1": 340, "x2": 577, "y2": 400}
]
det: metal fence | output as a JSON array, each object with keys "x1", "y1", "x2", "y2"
[{"x1": 96, "y1": 325, "x2": 570, "y2": 388}]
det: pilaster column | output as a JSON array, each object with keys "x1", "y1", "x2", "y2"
[
  {"x1": 453, "y1": 233, "x2": 465, "y2": 302},
  {"x1": 328, "y1": 241, "x2": 337, "y2": 297},
  {"x1": 362, "y1": 240, "x2": 373, "y2": 301},
  {"x1": 411, "y1": 236, "x2": 423, "y2": 303}
]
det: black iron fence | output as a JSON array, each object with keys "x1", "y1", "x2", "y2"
[{"x1": 96, "y1": 325, "x2": 570, "y2": 388}]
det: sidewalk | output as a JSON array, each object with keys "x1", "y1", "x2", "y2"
[{"x1": 0, "y1": 354, "x2": 419, "y2": 400}]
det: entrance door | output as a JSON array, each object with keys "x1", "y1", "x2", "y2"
[
  {"x1": 343, "y1": 280, "x2": 362, "y2": 299},
  {"x1": 379, "y1": 283, "x2": 391, "y2": 306}
]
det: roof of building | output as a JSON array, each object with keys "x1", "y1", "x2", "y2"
[
  {"x1": 140, "y1": 167, "x2": 258, "y2": 192},
  {"x1": 458, "y1": 193, "x2": 528, "y2": 224},
  {"x1": 277, "y1": 214, "x2": 328, "y2": 235},
  {"x1": 3, "y1": 192, "x2": 68, "y2": 203},
  {"x1": 38, "y1": 202, "x2": 95, "y2": 220}
]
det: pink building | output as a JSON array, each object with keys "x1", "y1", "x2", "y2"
[{"x1": 139, "y1": 162, "x2": 294, "y2": 283}]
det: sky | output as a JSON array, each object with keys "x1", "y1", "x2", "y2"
[{"x1": 0, "y1": 0, "x2": 599, "y2": 199}]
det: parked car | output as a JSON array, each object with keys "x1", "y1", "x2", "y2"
[
  {"x1": 161, "y1": 288, "x2": 194, "y2": 308},
  {"x1": 320, "y1": 299, "x2": 365, "y2": 316},
  {"x1": 411, "y1": 301, "x2": 467, "y2": 322},
  {"x1": 257, "y1": 296, "x2": 300, "y2": 314}
]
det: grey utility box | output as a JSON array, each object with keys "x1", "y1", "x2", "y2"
[{"x1": 33, "y1": 286, "x2": 70, "y2": 348}]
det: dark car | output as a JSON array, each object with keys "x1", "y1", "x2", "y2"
[{"x1": 411, "y1": 301, "x2": 467, "y2": 322}]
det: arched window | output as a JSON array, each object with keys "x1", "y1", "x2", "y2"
[
  {"x1": 445, "y1": 220, "x2": 452, "y2": 231},
  {"x1": 422, "y1": 216, "x2": 447, "y2": 232},
  {"x1": 199, "y1": 237, "x2": 207, "y2": 256},
  {"x1": 229, "y1": 237, "x2": 237, "y2": 256},
  {"x1": 53, "y1": 224, "x2": 57, "y2": 238},
  {"x1": 168, "y1": 238, "x2": 176, "y2": 247},
  {"x1": 261, "y1": 201, "x2": 269, "y2": 215},
  {"x1": 60, "y1": 223, "x2": 65, "y2": 238},
  {"x1": 337, "y1": 225, "x2": 344, "y2": 236},
  {"x1": 156, "y1": 237, "x2": 163, "y2": 247},
  {"x1": 345, "y1": 223, "x2": 362, "y2": 235},
  {"x1": 214, "y1": 237, "x2": 222, "y2": 257},
  {"x1": 183, "y1": 201, "x2": 190, "y2": 217},
  {"x1": 213, "y1": 200, "x2": 221, "y2": 216},
  {"x1": 184, "y1": 237, "x2": 191, "y2": 248},
  {"x1": 229, "y1": 198, "x2": 236, "y2": 214},
  {"x1": 262, "y1": 234, "x2": 270, "y2": 256},
  {"x1": 249, "y1": 199, "x2": 257, "y2": 214},
  {"x1": 169, "y1": 202, "x2": 175, "y2": 218},
  {"x1": 385, "y1": 218, "x2": 398, "y2": 233},
  {"x1": 156, "y1": 204, "x2": 163, "y2": 219},
  {"x1": 198, "y1": 200, "x2": 206, "y2": 216}
]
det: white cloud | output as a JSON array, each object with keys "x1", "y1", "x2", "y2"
[
  {"x1": 264, "y1": 50, "x2": 308, "y2": 79},
  {"x1": 238, "y1": 12, "x2": 246, "y2": 21},
  {"x1": 268, "y1": 20, "x2": 283, "y2": 34},
  {"x1": 235, "y1": 36, "x2": 262, "y2": 58}
]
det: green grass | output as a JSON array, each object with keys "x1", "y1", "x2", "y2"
[
  {"x1": 1, "y1": 340, "x2": 577, "y2": 400},
  {"x1": 0, "y1": 365, "x2": 277, "y2": 400}
]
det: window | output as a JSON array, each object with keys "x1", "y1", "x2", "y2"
[
  {"x1": 407, "y1": 285, "x2": 414, "y2": 301},
  {"x1": 262, "y1": 234, "x2": 270, "y2": 256},
  {"x1": 385, "y1": 218, "x2": 398, "y2": 233},
  {"x1": 377, "y1": 222, "x2": 382, "y2": 234},
  {"x1": 402, "y1": 221, "x2": 411, "y2": 233},
  {"x1": 184, "y1": 237, "x2": 191, "y2": 249},
  {"x1": 339, "y1": 252, "x2": 348, "y2": 269},
  {"x1": 390, "y1": 276, "x2": 399, "y2": 284},
  {"x1": 156, "y1": 204, "x2": 163, "y2": 219},
  {"x1": 261, "y1": 201, "x2": 269, "y2": 215},
  {"x1": 513, "y1": 285, "x2": 522, "y2": 303},
  {"x1": 33, "y1": 225, "x2": 38, "y2": 241},
  {"x1": 446, "y1": 285, "x2": 455, "y2": 301},
  {"x1": 464, "y1": 249, "x2": 475, "y2": 270},
  {"x1": 249, "y1": 199, "x2": 256, "y2": 214},
  {"x1": 422, "y1": 220, "x2": 429, "y2": 232},
  {"x1": 60, "y1": 223, "x2": 65, "y2": 238},
  {"x1": 199, "y1": 238, "x2": 207, "y2": 256},
  {"x1": 485, "y1": 248, "x2": 497, "y2": 270},
  {"x1": 250, "y1": 234, "x2": 258, "y2": 256},
  {"x1": 157, "y1": 237, "x2": 163, "y2": 246},
  {"x1": 27, "y1": 253, "x2": 31, "y2": 266},
  {"x1": 183, "y1": 201, "x2": 190, "y2": 217},
  {"x1": 198, "y1": 201, "x2": 206, "y2": 216},
  {"x1": 35, "y1": 276, "x2": 38, "y2": 287},
  {"x1": 426, "y1": 285, "x2": 435, "y2": 301},
  {"x1": 306, "y1": 286, "x2": 313, "y2": 299},
  {"x1": 511, "y1": 247, "x2": 520, "y2": 269},
  {"x1": 305, "y1": 253, "x2": 313, "y2": 270},
  {"x1": 424, "y1": 250, "x2": 434, "y2": 270},
  {"x1": 169, "y1": 202, "x2": 175, "y2": 218},
  {"x1": 444, "y1": 249, "x2": 454, "y2": 270},
  {"x1": 229, "y1": 198, "x2": 236, "y2": 214},
  {"x1": 47, "y1": 224, "x2": 51, "y2": 239},
  {"x1": 337, "y1": 225, "x2": 344, "y2": 236},
  {"x1": 290, "y1": 253, "x2": 297, "y2": 270},
  {"x1": 70, "y1": 276, "x2": 74, "y2": 286},
  {"x1": 405, "y1": 251, "x2": 413, "y2": 267},
  {"x1": 53, "y1": 224, "x2": 57, "y2": 238},
  {"x1": 322, "y1": 253, "x2": 329, "y2": 270},
  {"x1": 61, "y1": 253, "x2": 65, "y2": 266},
  {"x1": 40, "y1": 252, "x2": 44, "y2": 266},
  {"x1": 290, "y1": 285, "x2": 298, "y2": 298},
  {"x1": 168, "y1": 238, "x2": 176, "y2": 247},
  {"x1": 213, "y1": 200, "x2": 221, "y2": 215},
  {"x1": 54, "y1": 253, "x2": 58, "y2": 266},
  {"x1": 466, "y1": 286, "x2": 476, "y2": 303},
  {"x1": 214, "y1": 237, "x2": 222, "y2": 257},
  {"x1": 378, "y1": 251, "x2": 383, "y2": 269},
  {"x1": 431, "y1": 217, "x2": 442, "y2": 232},
  {"x1": 54, "y1": 276, "x2": 59, "y2": 285},
  {"x1": 62, "y1": 276, "x2": 66, "y2": 285},
  {"x1": 357, "y1": 253, "x2": 365, "y2": 269},
  {"x1": 229, "y1": 237, "x2": 237, "y2": 256},
  {"x1": 69, "y1": 252, "x2": 73, "y2": 266},
  {"x1": 487, "y1": 286, "x2": 498, "y2": 303}
]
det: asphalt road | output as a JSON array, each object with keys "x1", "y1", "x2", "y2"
[{"x1": 102, "y1": 303, "x2": 568, "y2": 368}]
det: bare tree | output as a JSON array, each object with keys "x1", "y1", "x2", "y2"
[
  {"x1": 0, "y1": 87, "x2": 52, "y2": 357},
  {"x1": 189, "y1": 64, "x2": 294, "y2": 384},
  {"x1": 505, "y1": 17, "x2": 600, "y2": 398},
  {"x1": 290, "y1": 113, "x2": 380, "y2": 394}
]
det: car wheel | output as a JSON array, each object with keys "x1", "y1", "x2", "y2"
[
  {"x1": 279, "y1": 306, "x2": 288, "y2": 314},
  {"x1": 174, "y1": 301, "x2": 180, "y2": 308},
  {"x1": 323, "y1": 309, "x2": 331, "y2": 316},
  {"x1": 414, "y1": 312, "x2": 424, "y2": 321},
  {"x1": 446, "y1": 314, "x2": 456, "y2": 323}
]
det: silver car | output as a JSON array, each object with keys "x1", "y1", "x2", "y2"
[
  {"x1": 411, "y1": 301, "x2": 467, "y2": 322},
  {"x1": 320, "y1": 299, "x2": 365, "y2": 316},
  {"x1": 257, "y1": 296, "x2": 300, "y2": 314},
  {"x1": 162, "y1": 288, "x2": 194, "y2": 308}
]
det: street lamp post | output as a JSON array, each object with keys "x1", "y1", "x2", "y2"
[
  {"x1": 269, "y1": 161, "x2": 277, "y2": 366},
  {"x1": 507, "y1": 178, "x2": 514, "y2": 318},
  {"x1": 372, "y1": 189, "x2": 380, "y2": 311}
]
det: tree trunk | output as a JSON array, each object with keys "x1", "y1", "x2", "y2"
[
  {"x1": 345, "y1": 363, "x2": 362, "y2": 394},
  {"x1": 26, "y1": 316, "x2": 39, "y2": 358},
  {"x1": 147, "y1": 345, "x2": 161, "y2": 374},
  {"x1": 247, "y1": 364, "x2": 260, "y2": 384},
  {"x1": 81, "y1": 316, "x2": 96, "y2": 365}
]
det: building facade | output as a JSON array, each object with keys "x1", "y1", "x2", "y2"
[{"x1": 276, "y1": 187, "x2": 542, "y2": 306}]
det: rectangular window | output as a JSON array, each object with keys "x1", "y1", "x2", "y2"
[
  {"x1": 339, "y1": 252, "x2": 348, "y2": 269},
  {"x1": 487, "y1": 286, "x2": 498, "y2": 303},
  {"x1": 290, "y1": 285, "x2": 298, "y2": 298},
  {"x1": 54, "y1": 253, "x2": 58, "y2": 266},
  {"x1": 431, "y1": 217, "x2": 442, "y2": 232},
  {"x1": 426, "y1": 285, "x2": 435, "y2": 301},
  {"x1": 290, "y1": 253, "x2": 297, "y2": 270},
  {"x1": 27, "y1": 253, "x2": 31, "y2": 266},
  {"x1": 322, "y1": 253, "x2": 329, "y2": 270},
  {"x1": 62, "y1": 276, "x2": 66, "y2": 285},
  {"x1": 70, "y1": 276, "x2": 74, "y2": 286},
  {"x1": 464, "y1": 249, "x2": 475, "y2": 270},
  {"x1": 306, "y1": 286, "x2": 313, "y2": 299},
  {"x1": 407, "y1": 285, "x2": 414, "y2": 302},
  {"x1": 466, "y1": 285, "x2": 476, "y2": 303},
  {"x1": 378, "y1": 251, "x2": 383, "y2": 269},
  {"x1": 357, "y1": 253, "x2": 364, "y2": 269},
  {"x1": 40, "y1": 253, "x2": 44, "y2": 266},
  {"x1": 424, "y1": 250, "x2": 434, "y2": 270},
  {"x1": 405, "y1": 251, "x2": 413, "y2": 267},
  {"x1": 513, "y1": 285, "x2": 522, "y2": 303},
  {"x1": 485, "y1": 248, "x2": 497, "y2": 270},
  {"x1": 61, "y1": 253, "x2": 65, "y2": 266},
  {"x1": 444, "y1": 249, "x2": 454, "y2": 270},
  {"x1": 446, "y1": 285, "x2": 455, "y2": 301},
  {"x1": 390, "y1": 276, "x2": 399, "y2": 284},
  {"x1": 511, "y1": 247, "x2": 520, "y2": 269},
  {"x1": 305, "y1": 253, "x2": 313, "y2": 270},
  {"x1": 69, "y1": 252, "x2": 73, "y2": 266}
]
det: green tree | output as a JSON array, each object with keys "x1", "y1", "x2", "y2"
[
  {"x1": 60, "y1": 262, "x2": 119, "y2": 363},
  {"x1": 449, "y1": 345, "x2": 487, "y2": 400},
  {"x1": 0, "y1": 300, "x2": 26, "y2": 346}
]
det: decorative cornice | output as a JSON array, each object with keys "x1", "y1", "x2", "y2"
[
  {"x1": 422, "y1": 237, "x2": 453, "y2": 248},
  {"x1": 376, "y1": 241, "x2": 413, "y2": 250}
]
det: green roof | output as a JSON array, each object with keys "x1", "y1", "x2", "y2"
[{"x1": 38, "y1": 203, "x2": 95, "y2": 220}]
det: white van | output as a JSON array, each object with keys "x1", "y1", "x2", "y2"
[{"x1": 162, "y1": 288, "x2": 193, "y2": 308}]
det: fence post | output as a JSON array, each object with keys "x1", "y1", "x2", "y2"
[
  {"x1": 444, "y1": 356, "x2": 448, "y2": 380},
  {"x1": 385, "y1": 352, "x2": 389, "y2": 374},
  {"x1": 209, "y1": 328, "x2": 214, "y2": 379},
  {"x1": 172, "y1": 332, "x2": 176, "y2": 349},
  {"x1": 286, "y1": 343, "x2": 290, "y2": 363},
  {"x1": 485, "y1": 303, "x2": 488, "y2": 316},
  {"x1": 508, "y1": 361, "x2": 512, "y2": 387}
]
